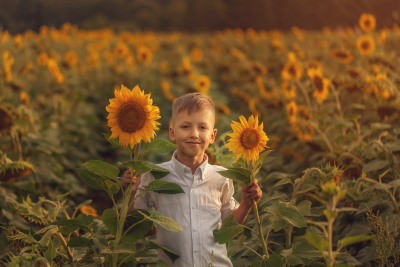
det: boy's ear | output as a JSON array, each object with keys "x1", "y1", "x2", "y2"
[
  {"x1": 169, "y1": 126, "x2": 176, "y2": 143},
  {"x1": 209, "y1": 129, "x2": 217, "y2": 144}
]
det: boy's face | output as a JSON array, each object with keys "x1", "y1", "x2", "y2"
[{"x1": 169, "y1": 109, "x2": 217, "y2": 160}]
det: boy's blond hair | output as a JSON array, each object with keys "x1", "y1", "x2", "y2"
[{"x1": 171, "y1": 93, "x2": 215, "y2": 126}]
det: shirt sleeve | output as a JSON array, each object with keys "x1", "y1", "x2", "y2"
[
  {"x1": 133, "y1": 172, "x2": 154, "y2": 211},
  {"x1": 220, "y1": 178, "x2": 240, "y2": 222}
]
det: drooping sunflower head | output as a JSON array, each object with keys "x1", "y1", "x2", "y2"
[
  {"x1": 331, "y1": 48, "x2": 353, "y2": 64},
  {"x1": 226, "y1": 115, "x2": 269, "y2": 163},
  {"x1": 359, "y1": 13, "x2": 376, "y2": 32},
  {"x1": 356, "y1": 35, "x2": 375, "y2": 56},
  {"x1": 106, "y1": 85, "x2": 161, "y2": 149}
]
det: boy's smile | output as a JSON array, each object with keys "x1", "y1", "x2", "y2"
[{"x1": 169, "y1": 109, "x2": 217, "y2": 167}]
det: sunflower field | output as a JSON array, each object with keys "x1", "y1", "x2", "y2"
[{"x1": 1, "y1": 12, "x2": 400, "y2": 267}]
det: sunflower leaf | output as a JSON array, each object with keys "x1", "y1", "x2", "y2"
[
  {"x1": 121, "y1": 161, "x2": 152, "y2": 175},
  {"x1": 143, "y1": 161, "x2": 170, "y2": 180},
  {"x1": 83, "y1": 160, "x2": 120, "y2": 182},
  {"x1": 142, "y1": 139, "x2": 177, "y2": 159},
  {"x1": 218, "y1": 168, "x2": 250, "y2": 186},
  {"x1": 78, "y1": 169, "x2": 119, "y2": 197},
  {"x1": 143, "y1": 180, "x2": 185, "y2": 195}
]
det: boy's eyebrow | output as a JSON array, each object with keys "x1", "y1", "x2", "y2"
[{"x1": 180, "y1": 120, "x2": 210, "y2": 125}]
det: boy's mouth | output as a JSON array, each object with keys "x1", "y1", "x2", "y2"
[{"x1": 187, "y1": 142, "x2": 201, "y2": 145}]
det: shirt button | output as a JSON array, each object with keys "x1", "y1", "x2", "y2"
[
  {"x1": 192, "y1": 206, "x2": 196, "y2": 209},
  {"x1": 193, "y1": 228, "x2": 197, "y2": 232},
  {"x1": 194, "y1": 249, "x2": 199, "y2": 253}
]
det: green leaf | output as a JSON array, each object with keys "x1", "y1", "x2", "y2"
[
  {"x1": 297, "y1": 200, "x2": 312, "y2": 216},
  {"x1": 339, "y1": 235, "x2": 372, "y2": 249},
  {"x1": 144, "y1": 180, "x2": 185, "y2": 195},
  {"x1": 143, "y1": 161, "x2": 170, "y2": 180},
  {"x1": 121, "y1": 160, "x2": 152, "y2": 174},
  {"x1": 213, "y1": 214, "x2": 244, "y2": 244},
  {"x1": 265, "y1": 172, "x2": 293, "y2": 180},
  {"x1": 78, "y1": 169, "x2": 119, "y2": 196},
  {"x1": 254, "y1": 150, "x2": 274, "y2": 166},
  {"x1": 58, "y1": 226, "x2": 79, "y2": 236},
  {"x1": 250, "y1": 255, "x2": 283, "y2": 267},
  {"x1": 270, "y1": 215, "x2": 288, "y2": 232},
  {"x1": 137, "y1": 208, "x2": 183, "y2": 232},
  {"x1": 67, "y1": 237, "x2": 95, "y2": 248},
  {"x1": 83, "y1": 160, "x2": 120, "y2": 181},
  {"x1": 39, "y1": 229, "x2": 58, "y2": 246},
  {"x1": 123, "y1": 209, "x2": 154, "y2": 242},
  {"x1": 276, "y1": 202, "x2": 307, "y2": 228},
  {"x1": 143, "y1": 139, "x2": 177, "y2": 156},
  {"x1": 374, "y1": 183, "x2": 392, "y2": 191},
  {"x1": 50, "y1": 214, "x2": 94, "y2": 232},
  {"x1": 218, "y1": 169, "x2": 249, "y2": 186},
  {"x1": 273, "y1": 178, "x2": 292, "y2": 187},
  {"x1": 286, "y1": 240, "x2": 320, "y2": 265},
  {"x1": 102, "y1": 208, "x2": 118, "y2": 235},
  {"x1": 156, "y1": 260, "x2": 170, "y2": 267},
  {"x1": 305, "y1": 230, "x2": 328, "y2": 254},
  {"x1": 332, "y1": 264, "x2": 354, "y2": 267},
  {"x1": 362, "y1": 159, "x2": 389, "y2": 173},
  {"x1": 297, "y1": 184, "x2": 317, "y2": 194},
  {"x1": 146, "y1": 241, "x2": 180, "y2": 263},
  {"x1": 44, "y1": 241, "x2": 56, "y2": 264}
]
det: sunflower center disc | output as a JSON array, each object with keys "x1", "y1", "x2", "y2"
[
  {"x1": 117, "y1": 101, "x2": 146, "y2": 133},
  {"x1": 361, "y1": 41, "x2": 370, "y2": 50},
  {"x1": 313, "y1": 76, "x2": 323, "y2": 92},
  {"x1": 240, "y1": 128, "x2": 260, "y2": 149},
  {"x1": 288, "y1": 64, "x2": 297, "y2": 76}
]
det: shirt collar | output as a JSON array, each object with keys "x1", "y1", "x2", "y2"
[{"x1": 171, "y1": 150, "x2": 208, "y2": 180}]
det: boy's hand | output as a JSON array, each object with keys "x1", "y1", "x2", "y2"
[
  {"x1": 241, "y1": 179, "x2": 262, "y2": 209},
  {"x1": 123, "y1": 169, "x2": 141, "y2": 193}
]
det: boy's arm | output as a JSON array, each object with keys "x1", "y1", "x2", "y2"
[
  {"x1": 123, "y1": 169, "x2": 156, "y2": 236},
  {"x1": 233, "y1": 179, "x2": 262, "y2": 224}
]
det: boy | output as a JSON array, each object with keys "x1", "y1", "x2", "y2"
[{"x1": 123, "y1": 93, "x2": 262, "y2": 267}]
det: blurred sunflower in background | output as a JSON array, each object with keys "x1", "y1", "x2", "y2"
[
  {"x1": 356, "y1": 35, "x2": 375, "y2": 56},
  {"x1": 359, "y1": 13, "x2": 376, "y2": 32},
  {"x1": 331, "y1": 48, "x2": 353, "y2": 64},
  {"x1": 281, "y1": 52, "x2": 303, "y2": 80},
  {"x1": 137, "y1": 46, "x2": 152, "y2": 64},
  {"x1": 106, "y1": 85, "x2": 161, "y2": 149},
  {"x1": 195, "y1": 75, "x2": 211, "y2": 94},
  {"x1": 308, "y1": 68, "x2": 330, "y2": 102},
  {"x1": 226, "y1": 115, "x2": 269, "y2": 163},
  {"x1": 286, "y1": 101, "x2": 298, "y2": 124},
  {"x1": 80, "y1": 205, "x2": 98, "y2": 217}
]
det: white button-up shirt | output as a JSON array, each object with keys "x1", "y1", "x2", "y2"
[{"x1": 134, "y1": 151, "x2": 240, "y2": 267}]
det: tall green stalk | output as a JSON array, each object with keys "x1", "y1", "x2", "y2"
[
  {"x1": 252, "y1": 198, "x2": 269, "y2": 258},
  {"x1": 112, "y1": 142, "x2": 141, "y2": 267}
]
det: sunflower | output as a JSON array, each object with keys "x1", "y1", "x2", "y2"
[
  {"x1": 80, "y1": 205, "x2": 98, "y2": 217},
  {"x1": 308, "y1": 68, "x2": 330, "y2": 102},
  {"x1": 114, "y1": 42, "x2": 131, "y2": 58},
  {"x1": 106, "y1": 85, "x2": 160, "y2": 149},
  {"x1": 379, "y1": 28, "x2": 387, "y2": 44},
  {"x1": 190, "y1": 47, "x2": 203, "y2": 62},
  {"x1": 37, "y1": 52, "x2": 49, "y2": 66},
  {"x1": 346, "y1": 67, "x2": 362, "y2": 79},
  {"x1": 195, "y1": 75, "x2": 211, "y2": 94},
  {"x1": 286, "y1": 101, "x2": 297, "y2": 124},
  {"x1": 331, "y1": 48, "x2": 353, "y2": 64},
  {"x1": 356, "y1": 35, "x2": 375, "y2": 56},
  {"x1": 226, "y1": 115, "x2": 269, "y2": 163},
  {"x1": 281, "y1": 52, "x2": 303, "y2": 80},
  {"x1": 64, "y1": 51, "x2": 79, "y2": 67},
  {"x1": 137, "y1": 46, "x2": 152, "y2": 64},
  {"x1": 20, "y1": 91, "x2": 30, "y2": 106},
  {"x1": 282, "y1": 80, "x2": 296, "y2": 100},
  {"x1": 359, "y1": 13, "x2": 376, "y2": 32}
]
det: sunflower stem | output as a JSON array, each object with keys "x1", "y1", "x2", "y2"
[
  {"x1": 112, "y1": 142, "x2": 141, "y2": 267},
  {"x1": 252, "y1": 198, "x2": 269, "y2": 258}
]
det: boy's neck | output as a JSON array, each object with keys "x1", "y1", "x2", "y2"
[{"x1": 175, "y1": 150, "x2": 206, "y2": 175}]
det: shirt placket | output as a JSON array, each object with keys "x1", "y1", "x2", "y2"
[{"x1": 190, "y1": 172, "x2": 200, "y2": 267}]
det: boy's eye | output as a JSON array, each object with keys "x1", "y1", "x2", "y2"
[{"x1": 181, "y1": 125, "x2": 189, "y2": 128}]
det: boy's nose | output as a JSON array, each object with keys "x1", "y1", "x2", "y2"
[{"x1": 190, "y1": 128, "x2": 199, "y2": 138}]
